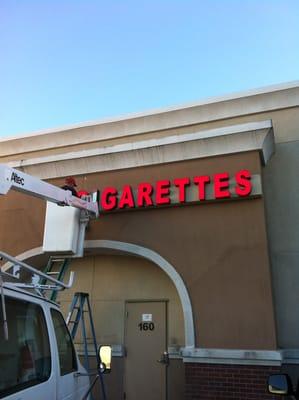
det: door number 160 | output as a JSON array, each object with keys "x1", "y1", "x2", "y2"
[{"x1": 138, "y1": 322, "x2": 155, "y2": 331}]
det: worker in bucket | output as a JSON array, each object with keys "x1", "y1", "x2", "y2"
[{"x1": 61, "y1": 176, "x2": 78, "y2": 197}]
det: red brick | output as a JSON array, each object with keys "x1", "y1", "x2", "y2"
[{"x1": 185, "y1": 363, "x2": 281, "y2": 400}]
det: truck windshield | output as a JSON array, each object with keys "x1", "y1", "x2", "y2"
[{"x1": 0, "y1": 296, "x2": 51, "y2": 398}]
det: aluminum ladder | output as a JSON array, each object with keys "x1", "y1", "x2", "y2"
[
  {"x1": 41, "y1": 257, "x2": 71, "y2": 302},
  {"x1": 66, "y1": 292, "x2": 107, "y2": 400}
]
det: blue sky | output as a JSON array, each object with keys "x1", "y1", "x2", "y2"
[{"x1": 0, "y1": 0, "x2": 298, "y2": 138}]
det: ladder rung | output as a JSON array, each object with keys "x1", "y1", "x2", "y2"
[{"x1": 47, "y1": 271, "x2": 59, "y2": 275}]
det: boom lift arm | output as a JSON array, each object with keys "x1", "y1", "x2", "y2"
[
  {"x1": 0, "y1": 164, "x2": 99, "y2": 337},
  {"x1": 0, "y1": 164, "x2": 99, "y2": 217}
]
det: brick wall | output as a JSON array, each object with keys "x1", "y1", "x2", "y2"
[{"x1": 185, "y1": 363, "x2": 281, "y2": 399}]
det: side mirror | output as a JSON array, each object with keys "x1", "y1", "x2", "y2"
[
  {"x1": 98, "y1": 345, "x2": 112, "y2": 374},
  {"x1": 268, "y1": 374, "x2": 293, "y2": 395}
]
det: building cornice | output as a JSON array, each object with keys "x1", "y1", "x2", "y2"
[
  {"x1": 0, "y1": 81, "x2": 297, "y2": 158},
  {"x1": 7, "y1": 120, "x2": 274, "y2": 179}
]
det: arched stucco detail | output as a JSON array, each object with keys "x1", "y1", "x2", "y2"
[
  {"x1": 85, "y1": 240, "x2": 195, "y2": 349},
  {"x1": 4, "y1": 240, "x2": 195, "y2": 349}
]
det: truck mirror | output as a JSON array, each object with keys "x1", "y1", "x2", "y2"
[
  {"x1": 268, "y1": 374, "x2": 293, "y2": 395},
  {"x1": 98, "y1": 345, "x2": 112, "y2": 374}
]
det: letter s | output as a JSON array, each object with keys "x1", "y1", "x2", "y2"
[{"x1": 235, "y1": 170, "x2": 252, "y2": 197}]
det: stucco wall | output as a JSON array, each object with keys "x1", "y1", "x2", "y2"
[
  {"x1": 263, "y1": 139, "x2": 299, "y2": 348},
  {"x1": 3, "y1": 84, "x2": 298, "y2": 354},
  {"x1": 58, "y1": 254, "x2": 185, "y2": 347},
  {"x1": 0, "y1": 151, "x2": 277, "y2": 350}
]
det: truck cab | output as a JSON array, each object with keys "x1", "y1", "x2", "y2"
[{"x1": 0, "y1": 283, "x2": 90, "y2": 400}]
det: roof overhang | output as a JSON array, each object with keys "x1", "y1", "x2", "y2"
[{"x1": 7, "y1": 120, "x2": 274, "y2": 179}]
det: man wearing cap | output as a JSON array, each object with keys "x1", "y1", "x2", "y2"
[{"x1": 61, "y1": 177, "x2": 79, "y2": 197}]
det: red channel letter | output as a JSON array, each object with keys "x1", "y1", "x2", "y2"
[
  {"x1": 235, "y1": 169, "x2": 252, "y2": 197},
  {"x1": 193, "y1": 175, "x2": 210, "y2": 200},
  {"x1": 156, "y1": 180, "x2": 171, "y2": 205},
  {"x1": 214, "y1": 172, "x2": 231, "y2": 199},
  {"x1": 101, "y1": 187, "x2": 118, "y2": 211},
  {"x1": 137, "y1": 182, "x2": 154, "y2": 207},
  {"x1": 174, "y1": 177, "x2": 190, "y2": 203},
  {"x1": 118, "y1": 185, "x2": 135, "y2": 209}
]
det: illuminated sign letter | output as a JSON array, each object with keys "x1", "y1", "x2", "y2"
[
  {"x1": 101, "y1": 187, "x2": 118, "y2": 211},
  {"x1": 235, "y1": 169, "x2": 252, "y2": 197},
  {"x1": 214, "y1": 172, "x2": 230, "y2": 199},
  {"x1": 174, "y1": 177, "x2": 190, "y2": 203},
  {"x1": 156, "y1": 180, "x2": 171, "y2": 205},
  {"x1": 137, "y1": 183, "x2": 154, "y2": 207},
  {"x1": 119, "y1": 185, "x2": 135, "y2": 209},
  {"x1": 193, "y1": 175, "x2": 210, "y2": 201}
]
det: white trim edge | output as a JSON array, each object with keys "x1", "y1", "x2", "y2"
[
  {"x1": 9, "y1": 120, "x2": 274, "y2": 179},
  {"x1": 8, "y1": 120, "x2": 272, "y2": 168},
  {"x1": 182, "y1": 348, "x2": 282, "y2": 366}
]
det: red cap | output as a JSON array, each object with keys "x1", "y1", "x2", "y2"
[{"x1": 65, "y1": 176, "x2": 77, "y2": 187}]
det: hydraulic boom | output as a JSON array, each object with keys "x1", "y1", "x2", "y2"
[{"x1": 0, "y1": 164, "x2": 99, "y2": 217}]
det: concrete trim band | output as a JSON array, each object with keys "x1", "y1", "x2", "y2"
[
  {"x1": 182, "y1": 348, "x2": 282, "y2": 366},
  {"x1": 8, "y1": 120, "x2": 274, "y2": 179}
]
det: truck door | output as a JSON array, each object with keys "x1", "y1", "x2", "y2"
[
  {"x1": 0, "y1": 296, "x2": 55, "y2": 400},
  {"x1": 50, "y1": 308, "x2": 88, "y2": 400}
]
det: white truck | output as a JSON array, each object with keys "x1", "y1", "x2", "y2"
[
  {"x1": 0, "y1": 277, "x2": 91, "y2": 399},
  {"x1": 0, "y1": 165, "x2": 110, "y2": 399}
]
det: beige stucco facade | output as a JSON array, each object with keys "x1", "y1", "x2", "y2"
[{"x1": 1, "y1": 81, "x2": 299, "y2": 399}]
